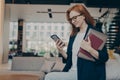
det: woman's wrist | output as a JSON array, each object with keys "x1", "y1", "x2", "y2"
[
  {"x1": 59, "y1": 50, "x2": 67, "y2": 59},
  {"x1": 88, "y1": 47, "x2": 99, "y2": 59}
]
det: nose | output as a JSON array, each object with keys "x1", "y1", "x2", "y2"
[{"x1": 72, "y1": 19, "x2": 76, "y2": 24}]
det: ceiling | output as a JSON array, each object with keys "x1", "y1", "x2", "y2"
[
  {"x1": 6, "y1": 4, "x2": 70, "y2": 22},
  {"x1": 4, "y1": 0, "x2": 120, "y2": 23},
  {"x1": 6, "y1": 4, "x2": 118, "y2": 23},
  {"x1": 5, "y1": 0, "x2": 120, "y2": 8}
]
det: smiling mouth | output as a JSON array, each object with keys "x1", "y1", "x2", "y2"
[{"x1": 74, "y1": 22, "x2": 78, "y2": 25}]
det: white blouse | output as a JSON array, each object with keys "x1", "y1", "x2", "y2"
[{"x1": 70, "y1": 32, "x2": 85, "y2": 71}]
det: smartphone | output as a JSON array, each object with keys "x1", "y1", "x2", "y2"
[
  {"x1": 51, "y1": 34, "x2": 60, "y2": 42},
  {"x1": 50, "y1": 34, "x2": 65, "y2": 46}
]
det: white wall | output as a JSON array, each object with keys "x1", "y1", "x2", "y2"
[
  {"x1": 2, "y1": 5, "x2": 10, "y2": 63},
  {"x1": 0, "y1": 0, "x2": 5, "y2": 64},
  {"x1": 8, "y1": 4, "x2": 70, "y2": 22},
  {"x1": 7, "y1": 3, "x2": 117, "y2": 23}
]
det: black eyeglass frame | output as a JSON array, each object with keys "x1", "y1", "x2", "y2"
[{"x1": 69, "y1": 14, "x2": 83, "y2": 22}]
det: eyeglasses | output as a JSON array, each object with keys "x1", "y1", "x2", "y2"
[{"x1": 69, "y1": 14, "x2": 83, "y2": 22}]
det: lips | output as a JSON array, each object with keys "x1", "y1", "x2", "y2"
[{"x1": 74, "y1": 22, "x2": 79, "y2": 27}]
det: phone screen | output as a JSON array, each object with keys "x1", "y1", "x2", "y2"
[
  {"x1": 50, "y1": 34, "x2": 65, "y2": 46},
  {"x1": 50, "y1": 34, "x2": 60, "y2": 42}
]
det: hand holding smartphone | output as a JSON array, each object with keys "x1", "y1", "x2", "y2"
[{"x1": 50, "y1": 34, "x2": 65, "y2": 46}]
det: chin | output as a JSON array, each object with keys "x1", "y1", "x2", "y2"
[
  {"x1": 73, "y1": 23, "x2": 80, "y2": 28},
  {"x1": 75, "y1": 25, "x2": 80, "y2": 28}
]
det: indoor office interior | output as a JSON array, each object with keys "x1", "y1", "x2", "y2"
[{"x1": 0, "y1": 0, "x2": 120, "y2": 80}]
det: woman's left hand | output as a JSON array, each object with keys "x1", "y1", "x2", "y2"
[{"x1": 80, "y1": 37, "x2": 92, "y2": 52}]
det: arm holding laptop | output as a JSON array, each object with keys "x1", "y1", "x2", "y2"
[
  {"x1": 80, "y1": 37, "x2": 99, "y2": 59},
  {"x1": 78, "y1": 28, "x2": 109, "y2": 62}
]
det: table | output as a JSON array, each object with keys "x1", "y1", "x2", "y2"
[{"x1": 0, "y1": 74, "x2": 40, "y2": 80}]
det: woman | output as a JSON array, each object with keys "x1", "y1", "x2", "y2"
[{"x1": 45, "y1": 4, "x2": 108, "y2": 80}]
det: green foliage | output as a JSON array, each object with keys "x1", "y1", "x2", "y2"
[{"x1": 38, "y1": 50, "x2": 46, "y2": 56}]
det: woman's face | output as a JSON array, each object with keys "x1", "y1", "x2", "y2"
[{"x1": 69, "y1": 10, "x2": 85, "y2": 28}]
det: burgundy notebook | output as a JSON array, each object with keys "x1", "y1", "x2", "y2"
[{"x1": 78, "y1": 29, "x2": 107, "y2": 61}]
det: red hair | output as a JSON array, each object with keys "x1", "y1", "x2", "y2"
[{"x1": 66, "y1": 4, "x2": 95, "y2": 36}]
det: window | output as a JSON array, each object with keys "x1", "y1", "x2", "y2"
[
  {"x1": 9, "y1": 22, "x2": 70, "y2": 56},
  {"x1": 34, "y1": 25, "x2": 38, "y2": 30},
  {"x1": 26, "y1": 25, "x2": 31, "y2": 30},
  {"x1": 61, "y1": 26, "x2": 64, "y2": 30},
  {"x1": 54, "y1": 26, "x2": 58, "y2": 30}
]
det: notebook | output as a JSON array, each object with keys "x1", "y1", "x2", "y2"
[{"x1": 78, "y1": 29, "x2": 107, "y2": 61}]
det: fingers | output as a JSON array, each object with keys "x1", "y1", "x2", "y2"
[
  {"x1": 81, "y1": 39, "x2": 90, "y2": 46},
  {"x1": 80, "y1": 38, "x2": 91, "y2": 51},
  {"x1": 56, "y1": 39, "x2": 65, "y2": 48},
  {"x1": 82, "y1": 37, "x2": 91, "y2": 44},
  {"x1": 87, "y1": 37, "x2": 91, "y2": 43}
]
